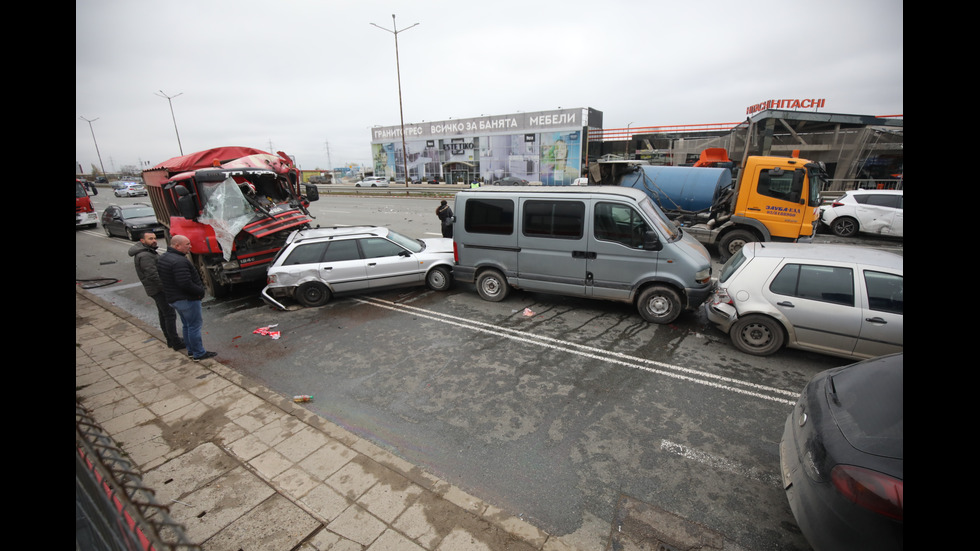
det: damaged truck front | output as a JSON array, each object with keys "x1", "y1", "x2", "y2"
[{"x1": 143, "y1": 146, "x2": 320, "y2": 298}]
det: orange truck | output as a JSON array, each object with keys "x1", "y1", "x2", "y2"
[
  {"x1": 594, "y1": 148, "x2": 829, "y2": 260},
  {"x1": 142, "y1": 146, "x2": 320, "y2": 297}
]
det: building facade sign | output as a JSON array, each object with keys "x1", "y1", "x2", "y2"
[
  {"x1": 370, "y1": 108, "x2": 597, "y2": 186},
  {"x1": 746, "y1": 98, "x2": 826, "y2": 115}
]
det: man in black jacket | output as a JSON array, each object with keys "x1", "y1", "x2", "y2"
[
  {"x1": 129, "y1": 232, "x2": 183, "y2": 351},
  {"x1": 158, "y1": 235, "x2": 217, "y2": 361}
]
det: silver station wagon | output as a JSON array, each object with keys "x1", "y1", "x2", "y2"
[
  {"x1": 261, "y1": 226, "x2": 454, "y2": 309},
  {"x1": 705, "y1": 243, "x2": 903, "y2": 359}
]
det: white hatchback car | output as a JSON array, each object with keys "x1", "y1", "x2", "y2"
[
  {"x1": 355, "y1": 176, "x2": 390, "y2": 187},
  {"x1": 705, "y1": 242, "x2": 903, "y2": 360},
  {"x1": 819, "y1": 189, "x2": 903, "y2": 238},
  {"x1": 261, "y1": 226, "x2": 454, "y2": 309}
]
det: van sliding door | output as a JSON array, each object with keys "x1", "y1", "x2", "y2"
[{"x1": 516, "y1": 199, "x2": 588, "y2": 296}]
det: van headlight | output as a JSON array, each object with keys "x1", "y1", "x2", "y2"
[{"x1": 695, "y1": 267, "x2": 711, "y2": 285}]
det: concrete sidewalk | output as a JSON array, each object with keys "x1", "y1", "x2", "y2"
[{"x1": 75, "y1": 286, "x2": 581, "y2": 551}]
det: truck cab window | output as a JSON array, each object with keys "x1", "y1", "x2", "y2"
[{"x1": 757, "y1": 169, "x2": 804, "y2": 204}]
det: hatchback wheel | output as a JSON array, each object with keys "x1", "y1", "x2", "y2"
[
  {"x1": 296, "y1": 281, "x2": 331, "y2": 307},
  {"x1": 830, "y1": 216, "x2": 859, "y2": 237},
  {"x1": 476, "y1": 269, "x2": 509, "y2": 302},
  {"x1": 731, "y1": 315, "x2": 785, "y2": 356},
  {"x1": 426, "y1": 266, "x2": 452, "y2": 291}
]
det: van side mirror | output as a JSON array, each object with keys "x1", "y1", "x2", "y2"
[{"x1": 643, "y1": 231, "x2": 662, "y2": 251}]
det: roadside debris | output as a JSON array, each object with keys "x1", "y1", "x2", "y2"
[{"x1": 253, "y1": 325, "x2": 281, "y2": 339}]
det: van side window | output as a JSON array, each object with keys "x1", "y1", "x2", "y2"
[
  {"x1": 757, "y1": 169, "x2": 804, "y2": 203},
  {"x1": 770, "y1": 263, "x2": 854, "y2": 306},
  {"x1": 464, "y1": 199, "x2": 514, "y2": 235},
  {"x1": 595, "y1": 202, "x2": 648, "y2": 248},
  {"x1": 283, "y1": 242, "x2": 328, "y2": 265},
  {"x1": 523, "y1": 200, "x2": 585, "y2": 239},
  {"x1": 864, "y1": 270, "x2": 903, "y2": 314},
  {"x1": 322, "y1": 239, "x2": 360, "y2": 262}
]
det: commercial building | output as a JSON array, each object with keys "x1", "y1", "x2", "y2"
[{"x1": 370, "y1": 107, "x2": 902, "y2": 189}]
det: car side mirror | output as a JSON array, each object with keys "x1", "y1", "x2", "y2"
[{"x1": 643, "y1": 230, "x2": 663, "y2": 251}]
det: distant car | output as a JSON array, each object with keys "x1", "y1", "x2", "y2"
[
  {"x1": 113, "y1": 182, "x2": 148, "y2": 197},
  {"x1": 819, "y1": 189, "x2": 903, "y2": 238},
  {"x1": 705, "y1": 242, "x2": 902, "y2": 359},
  {"x1": 261, "y1": 226, "x2": 455, "y2": 309},
  {"x1": 491, "y1": 176, "x2": 529, "y2": 186},
  {"x1": 101, "y1": 203, "x2": 166, "y2": 241},
  {"x1": 571, "y1": 177, "x2": 588, "y2": 186},
  {"x1": 780, "y1": 353, "x2": 903, "y2": 551},
  {"x1": 355, "y1": 176, "x2": 389, "y2": 187}
]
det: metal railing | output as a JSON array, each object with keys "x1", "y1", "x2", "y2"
[{"x1": 76, "y1": 400, "x2": 201, "y2": 551}]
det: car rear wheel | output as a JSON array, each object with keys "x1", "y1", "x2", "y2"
[
  {"x1": 636, "y1": 285, "x2": 682, "y2": 324},
  {"x1": 296, "y1": 281, "x2": 331, "y2": 307},
  {"x1": 476, "y1": 269, "x2": 509, "y2": 302},
  {"x1": 830, "y1": 216, "x2": 859, "y2": 237},
  {"x1": 426, "y1": 266, "x2": 452, "y2": 291},
  {"x1": 730, "y1": 315, "x2": 785, "y2": 356}
]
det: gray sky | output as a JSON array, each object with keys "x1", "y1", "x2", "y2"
[{"x1": 75, "y1": 0, "x2": 903, "y2": 174}]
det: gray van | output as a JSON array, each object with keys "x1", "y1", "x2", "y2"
[{"x1": 452, "y1": 187, "x2": 714, "y2": 323}]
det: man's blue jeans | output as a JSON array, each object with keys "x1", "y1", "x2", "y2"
[{"x1": 171, "y1": 299, "x2": 205, "y2": 359}]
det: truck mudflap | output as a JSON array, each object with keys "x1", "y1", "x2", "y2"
[{"x1": 243, "y1": 209, "x2": 310, "y2": 239}]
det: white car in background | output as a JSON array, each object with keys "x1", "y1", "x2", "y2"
[
  {"x1": 819, "y1": 189, "x2": 903, "y2": 238},
  {"x1": 355, "y1": 176, "x2": 389, "y2": 187}
]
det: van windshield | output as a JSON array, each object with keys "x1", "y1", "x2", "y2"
[{"x1": 639, "y1": 197, "x2": 680, "y2": 241}]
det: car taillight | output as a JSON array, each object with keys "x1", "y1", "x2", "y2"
[
  {"x1": 831, "y1": 201, "x2": 844, "y2": 208},
  {"x1": 453, "y1": 241, "x2": 458, "y2": 263},
  {"x1": 831, "y1": 465, "x2": 903, "y2": 521},
  {"x1": 712, "y1": 287, "x2": 732, "y2": 305}
]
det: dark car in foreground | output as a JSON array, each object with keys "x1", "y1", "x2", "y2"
[
  {"x1": 101, "y1": 204, "x2": 166, "y2": 240},
  {"x1": 780, "y1": 353, "x2": 903, "y2": 551}
]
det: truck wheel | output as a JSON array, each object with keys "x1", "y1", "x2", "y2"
[
  {"x1": 426, "y1": 266, "x2": 452, "y2": 291},
  {"x1": 637, "y1": 285, "x2": 682, "y2": 324},
  {"x1": 476, "y1": 269, "x2": 509, "y2": 302},
  {"x1": 296, "y1": 281, "x2": 331, "y2": 307},
  {"x1": 718, "y1": 229, "x2": 756, "y2": 262},
  {"x1": 730, "y1": 314, "x2": 785, "y2": 356},
  {"x1": 194, "y1": 254, "x2": 230, "y2": 299},
  {"x1": 830, "y1": 217, "x2": 859, "y2": 237}
]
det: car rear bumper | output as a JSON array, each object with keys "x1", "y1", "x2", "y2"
[
  {"x1": 704, "y1": 300, "x2": 738, "y2": 333},
  {"x1": 260, "y1": 285, "x2": 290, "y2": 310},
  {"x1": 76, "y1": 212, "x2": 98, "y2": 226}
]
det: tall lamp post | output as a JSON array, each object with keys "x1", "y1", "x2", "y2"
[
  {"x1": 626, "y1": 122, "x2": 634, "y2": 160},
  {"x1": 155, "y1": 90, "x2": 184, "y2": 156},
  {"x1": 79, "y1": 116, "x2": 109, "y2": 180},
  {"x1": 371, "y1": 14, "x2": 418, "y2": 187}
]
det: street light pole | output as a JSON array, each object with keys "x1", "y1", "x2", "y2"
[
  {"x1": 155, "y1": 90, "x2": 184, "y2": 156},
  {"x1": 79, "y1": 116, "x2": 109, "y2": 180},
  {"x1": 371, "y1": 14, "x2": 418, "y2": 187},
  {"x1": 626, "y1": 122, "x2": 634, "y2": 160}
]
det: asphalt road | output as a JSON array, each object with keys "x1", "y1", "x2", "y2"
[{"x1": 76, "y1": 191, "x2": 902, "y2": 550}]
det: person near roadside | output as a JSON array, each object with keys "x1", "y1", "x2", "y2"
[
  {"x1": 157, "y1": 234, "x2": 217, "y2": 361},
  {"x1": 436, "y1": 200, "x2": 454, "y2": 238},
  {"x1": 129, "y1": 232, "x2": 184, "y2": 351}
]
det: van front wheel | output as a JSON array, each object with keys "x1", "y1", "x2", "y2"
[
  {"x1": 637, "y1": 285, "x2": 682, "y2": 324},
  {"x1": 476, "y1": 269, "x2": 509, "y2": 302}
]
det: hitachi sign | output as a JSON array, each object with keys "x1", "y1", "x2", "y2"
[{"x1": 746, "y1": 98, "x2": 826, "y2": 114}]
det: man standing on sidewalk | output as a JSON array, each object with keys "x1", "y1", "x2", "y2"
[
  {"x1": 157, "y1": 235, "x2": 217, "y2": 361},
  {"x1": 129, "y1": 232, "x2": 184, "y2": 351}
]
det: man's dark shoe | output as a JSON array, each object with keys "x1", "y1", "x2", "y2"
[
  {"x1": 193, "y1": 351, "x2": 218, "y2": 361},
  {"x1": 172, "y1": 341, "x2": 186, "y2": 351}
]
